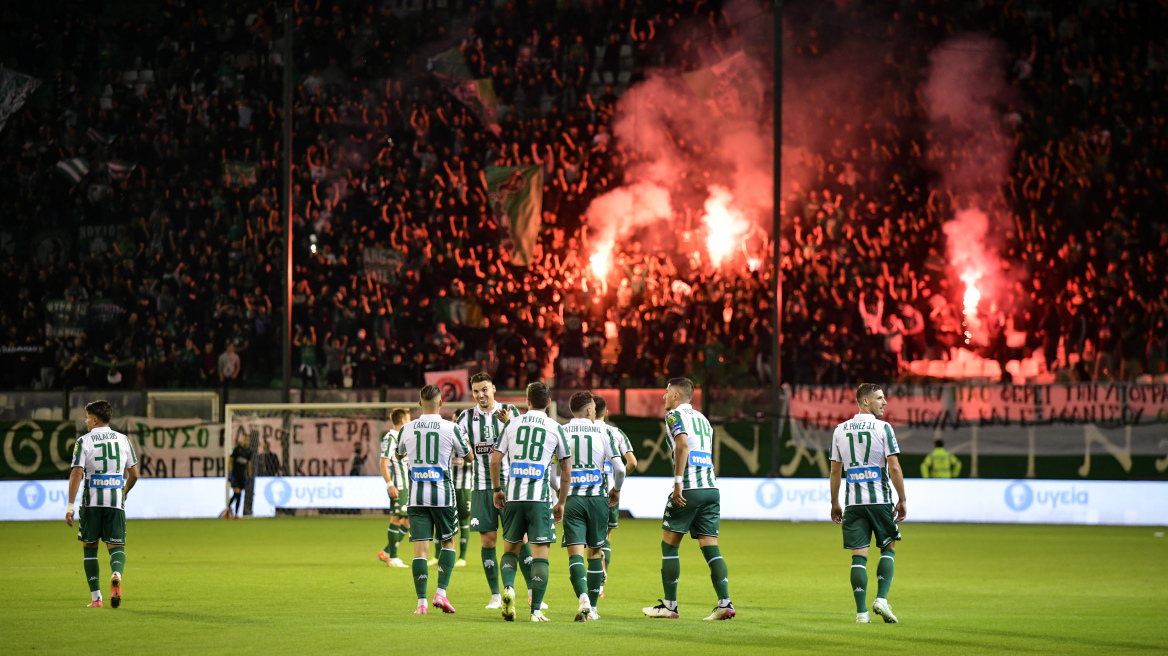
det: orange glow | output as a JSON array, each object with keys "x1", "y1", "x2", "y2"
[
  {"x1": 700, "y1": 186, "x2": 749, "y2": 267},
  {"x1": 590, "y1": 250, "x2": 610, "y2": 278}
]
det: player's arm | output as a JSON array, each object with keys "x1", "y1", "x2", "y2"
[
  {"x1": 829, "y1": 430, "x2": 844, "y2": 523},
  {"x1": 829, "y1": 460, "x2": 843, "y2": 524},
  {"x1": 124, "y1": 464, "x2": 138, "y2": 496},
  {"x1": 617, "y1": 428, "x2": 637, "y2": 471},
  {"x1": 490, "y1": 427, "x2": 510, "y2": 509},
  {"x1": 553, "y1": 435, "x2": 571, "y2": 523},
  {"x1": 607, "y1": 439, "x2": 625, "y2": 508},
  {"x1": 66, "y1": 466, "x2": 83, "y2": 526},
  {"x1": 395, "y1": 428, "x2": 408, "y2": 461},
  {"x1": 887, "y1": 454, "x2": 907, "y2": 522}
]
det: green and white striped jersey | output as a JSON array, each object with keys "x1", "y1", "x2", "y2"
[
  {"x1": 395, "y1": 414, "x2": 470, "y2": 507},
  {"x1": 563, "y1": 418, "x2": 619, "y2": 497},
  {"x1": 455, "y1": 403, "x2": 521, "y2": 491},
  {"x1": 597, "y1": 420, "x2": 633, "y2": 495},
  {"x1": 379, "y1": 429, "x2": 409, "y2": 492},
  {"x1": 71, "y1": 427, "x2": 138, "y2": 510},
  {"x1": 664, "y1": 403, "x2": 717, "y2": 490},
  {"x1": 829, "y1": 413, "x2": 900, "y2": 507},
  {"x1": 494, "y1": 410, "x2": 570, "y2": 503}
]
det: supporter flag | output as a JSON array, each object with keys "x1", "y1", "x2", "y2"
[
  {"x1": 0, "y1": 66, "x2": 40, "y2": 134},
  {"x1": 681, "y1": 51, "x2": 764, "y2": 121},
  {"x1": 424, "y1": 369, "x2": 470, "y2": 403},
  {"x1": 86, "y1": 127, "x2": 115, "y2": 145},
  {"x1": 449, "y1": 77, "x2": 502, "y2": 135},
  {"x1": 55, "y1": 158, "x2": 89, "y2": 184},
  {"x1": 485, "y1": 165, "x2": 543, "y2": 267},
  {"x1": 427, "y1": 47, "x2": 501, "y2": 135},
  {"x1": 107, "y1": 160, "x2": 137, "y2": 180},
  {"x1": 223, "y1": 161, "x2": 258, "y2": 186},
  {"x1": 428, "y1": 48, "x2": 473, "y2": 80}
]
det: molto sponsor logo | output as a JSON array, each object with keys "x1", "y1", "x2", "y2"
[
  {"x1": 570, "y1": 469, "x2": 602, "y2": 487},
  {"x1": 89, "y1": 475, "x2": 123, "y2": 489},
  {"x1": 688, "y1": 451, "x2": 713, "y2": 468},
  {"x1": 510, "y1": 463, "x2": 546, "y2": 479},
  {"x1": 846, "y1": 466, "x2": 881, "y2": 484},
  {"x1": 411, "y1": 467, "x2": 443, "y2": 482}
]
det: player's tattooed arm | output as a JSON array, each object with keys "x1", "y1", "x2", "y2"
[{"x1": 829, "y1": 461, "x2": 844, "y2": 524}]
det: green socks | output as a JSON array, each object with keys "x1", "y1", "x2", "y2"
[
  {"x1": 83, "y1": 547, "x2": 100, "y2": 594},
  {"x1": 877, "y1": 549, "x2": 895, "y2": 600},
  {"x1": 587, "y1": 557, "x2": 604, "y2": 608},
  {"x1": 109, "y1": 547, "x2": 125, "y2": 578},
  {"x1": 700, "y1": 545, "x2": 730, "y2": 601},
  {"x1": 387, "y1": 525, "x2": 403, "y2": 558},
  {"x1": 483, "y1": 547, "x2": 500, "y2": 594},
  {"x1": 500, "y1": 551, "x2": 519, "y2": 589},
  {"x1": 568, "y1": 554, "x2": 587, "y2": 598},
  {"x1": 661, "y1": 541, "x2": 680, "y2": 602},
  {"x1": 603, "y1": 539, "x2": 612, "y2": 569},
  {"x1": 458, "y1": 522, "x2": 469, "y2": 560},
  {"x1": 851, "y1": 555, "x2": 868, "y2": 612},
  {"x1": 437, "y1": 548, "x2": 456, "y2": 591},
  {"x1": 518, "y1": 542, "x2": 534, "y2": 587},
  {"x1": 529, "y1": 558, "x2": 549, "y2": 613},
  {"x1": 412, "y1": 557, "x2": 428, "y2": 600}
]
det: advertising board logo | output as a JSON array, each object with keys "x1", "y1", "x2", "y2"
[
  {"x1": 265, "y1": 478, "x2": 292, "y2": 507},
  {"x1": 1004, "y1": 481, "x2": 1034, "y2": 512},
  {"x1": 18, "y1": 481, "x2": 46, "y2": 510},
  {"x1": 755, "y1": 480, "x2": 782, "y2": 509}
]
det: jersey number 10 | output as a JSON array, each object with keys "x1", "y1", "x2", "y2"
[{"x1": 413, "y1": 431, "x2": 440, "y2": 465}]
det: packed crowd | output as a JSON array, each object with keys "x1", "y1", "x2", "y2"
[{"x1": 0, "y1": 0, "x2": 1165, "y2": 392}]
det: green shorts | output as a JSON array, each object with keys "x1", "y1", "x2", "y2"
[
  {"x1": 562, "y1": 496, "x2": 609, "y2": 549},
  {"x1": 408, "y1": 505, "x2": 459, "y2": 542},
  {"x1": 841, "y1": 504, "x2": 901, "y2": 550},
  {"x1": 502, "y1": 501, "x2": 556, "y2": 544},
  {"x1": 455, "y1": 488, "x2": 472, "y2": 521},
  {"x1": 470, "y1": 489, "x2": 501, "y2": 532},
  {"x1": 608, "y1": 504, "x2": 619, "y2": 530},
  {"x1": 662, "y1": 488, "x2": 720, "y2": 538},
  {"x1": 77, "y1": 506, "x2": 126, "y2": 545}
]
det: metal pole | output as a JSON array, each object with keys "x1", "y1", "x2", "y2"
[
  {"x1": 282, "y1": 6, "x2": 294, "y2": 404},
  {"x1": 770, "y1": 1, "x2": 784, "y2": 477}
]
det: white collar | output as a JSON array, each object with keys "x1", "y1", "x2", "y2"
[
  {"x1": 568, "y1": 417, "x2": 595, "y2": 425},
  {"x1": 419, "y1": 413, "x2": 442, "y2": 420},
  {"x1": 474, "y1": 402, "x2": 500, "y2": 415},
  {"x1": 526, "y1": 409, "x2": 547, "y2": 417},
  {"x1": 673, "y1": 403, "x2": 693, "y2": 412},
  {"x1": 853, "y1": 413, "x2": 876, "y2": 420}
]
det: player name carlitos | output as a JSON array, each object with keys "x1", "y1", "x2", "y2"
[{"x1": 413, "y1": 421, "x2": 441, "y2": 430}]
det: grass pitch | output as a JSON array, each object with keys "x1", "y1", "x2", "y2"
[{"x1": 1, "y1": 517, "x2": 1165, "y2": 654}]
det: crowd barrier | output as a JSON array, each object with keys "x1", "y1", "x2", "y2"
[{"x1": 5, "y1": 476, "x2": 1166, "y2": 526}]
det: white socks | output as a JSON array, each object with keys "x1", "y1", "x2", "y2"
[
  {"x1": 436, "y1": 588, "x2": 447, "y2": 598},
  {"x1": 91, "y1": 590, "x2": 102, "y2": 602}
]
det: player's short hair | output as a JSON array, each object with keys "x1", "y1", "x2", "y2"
[
  {"x1": 391, "y1": 408, "x2": 411, "y2": 425},
  {"x1": 856, "y1": 383, "x2": 883, "y2": 405},
  {"x1": 420, "y1": 384, "x2": 442, "y2": 404},
  {"x1": 526, "y1": 382, "x2": 550, "y2": 410},
  {"x1": 470, "y1": 372, "x2": 493, "y2": 386},
  {"x1": 569, "y1": 391, "x2": 595, "y2": 415},
  {"x1": 667, "y1": 377, "x2": 695, "y2": 401},
  {"x1": 592, "y1": 394, "x2": 608, "y2": 418},
  {"x1": 85, "y1": 400, "x2": 113, "y2": 424}
]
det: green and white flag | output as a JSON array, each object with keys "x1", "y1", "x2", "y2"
[
  {"x1": 428, "y1": 47, "x2": 472, "y2": 80},
  {"x1": 107, "y1": 160, "x2": 137, "y2": 180},
  {"x1": 449, "y1": 77, "x2": 502, "y2": 135},
  {"x1": 485, "y1": 165, "x2": 543, "y2": 267},
  {"x1": 427, "y1": 48, "x2": 500, "y2": 134},
  {"x1": 223, "y1": 161, "x2": 258, "y2": 186},
  {"x1": 55, "y1": 158, "x2": 89, "y2": 183},
  {"x1": 0, "y1": 66, "x2": 41, "y2": 134}
]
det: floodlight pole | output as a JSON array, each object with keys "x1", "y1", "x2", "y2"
[
  {"x1": 282, "y1": 5, "x2": 294, "y2": 403},
  {"x1": 770, "y1": 1, "x2": 783, "y2": 477}
]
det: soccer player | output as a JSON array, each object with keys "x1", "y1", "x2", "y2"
[
  {"x1": 395, "y1": 385, "x2": 471, "y2": 615},
  {"x1": 65, "y1": 400, "x2": 139, "y2": 608},
  {"x1": 562, "y1": 392, "x2": 624, "y2": 621},
  {"x1": 592, "y1": 394, "x2": 636, "y2": 598},
  {"x1": 490, "y1": 382, "x2": 571, "y2": 622},
  {"x1": 455, "y1": 372, "x2": 527, "y2": 608},
  {"x1": 377, "y1": 408, "x2": 412, "y2": 568},
  {"x1": 643, "y1": 377, "x2": 735, "y2": 621},
  {"x1": 228, "y1": 434, "x2": 252, "y2": 519},
  {"x1": 829, "y1": 383, "x2": 906, "y2": 624}
]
